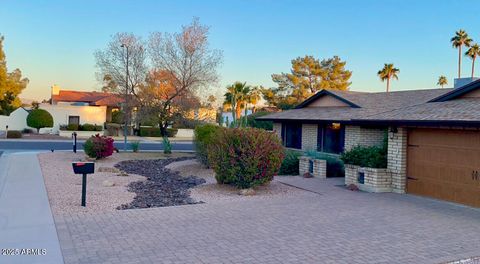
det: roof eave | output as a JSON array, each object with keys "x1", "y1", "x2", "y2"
[{"x1": 294, "y1": 90, "x2": 361, "y2": 109}]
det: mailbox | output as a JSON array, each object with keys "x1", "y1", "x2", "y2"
[
  {"x1": 72, "y1": 162, "x2": 95, "y2": 174},
  {"x1": 72, "y1": 162, "x2": 95, "y2": 207}
]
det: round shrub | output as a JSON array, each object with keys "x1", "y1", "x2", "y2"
[
  {"x1": 194, "y1": 124, "x2": 221, "y2": 166},
  {"x1": 26, "y1": 109, "x2": 53, "y2": 133},
  {"x1": 340, "y1": 145, "x2": 387, "y2": 168},
  {"x1": 246, "y1": 111, "x2": 273, "y2": 130},
  {"x1": 83, "y1": 134, "x2": 114, "y2": 159},
  {"x1": 207, "y1": 128, "x2": 285, "y2": 189}
]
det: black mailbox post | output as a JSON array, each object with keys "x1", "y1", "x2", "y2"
[
  {"x1": 72, "y1": 162, "x2": 95, "y2": 206},
  {"x1": 72, "y1": 132, "x2": 77, "y2": 153}
]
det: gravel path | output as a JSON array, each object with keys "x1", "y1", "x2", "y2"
[
  {"x1": 39, "y1": 152, "x2": 146, "y2": 214},
  {"x1": 115, "y1": 157, "x2": 206, "y2": 209}
]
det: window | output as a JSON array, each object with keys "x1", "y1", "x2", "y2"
[
  {"x1": 68, "y1": 116, "x2": 80, "y2": 126},
  {"x1": 317, "y1": 123, "x2": 345, "y2": 154},
  {"x1": 281, "y1": 123, "x2": 302, "y2": 149}
]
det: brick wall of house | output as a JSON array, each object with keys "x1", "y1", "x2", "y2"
[
  {"x1": 387, "y1": 127, "x2": 408, "y2": 193},
  {"x1": 344, "y1": 125, "x2": 385, "y2": 151},
  {"x1": 301, "y1": 124, "x2": 318, "y2": 151}
]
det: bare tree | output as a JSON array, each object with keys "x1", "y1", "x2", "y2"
[{"x1": 144, "y1": 18, "x2": 223, "y2": 134}]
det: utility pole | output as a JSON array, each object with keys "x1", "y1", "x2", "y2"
[{"x1": 121, "y1": 44, "x2": 129, "y2": 151}]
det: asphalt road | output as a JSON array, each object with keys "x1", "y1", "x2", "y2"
[{"x1": 0, "y1": 140, "x2": 194, "y2": 152}]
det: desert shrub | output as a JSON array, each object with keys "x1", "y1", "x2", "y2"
[
  {"x1": 278, "y1": 149, "x2": 302, "y2": 175},
  {"x1": 340, "y1": 145, "x2": 387, "y2": 168},
  {"x1": 26, "y1": 109, "x2": 53, "y2": 133},
  {"x1": 305, "y1": 150, "x2": 345, "y2": 177},
  {"x1": 246, "y1": 111, "x2": 273, "y2": 130},
  {"x1": 173, "y1": 118, "x2": 206, "y2": 129},
  {"x1": 208, "y1": 128, "x2": 285, "y2": 189},
  {"x1": 7, "y1": 130, "x2": 22, "y2": 138},
  {"x1": 163, "y1": 136, "x2": 172, "y2": 154},
  {"x1": 81, "y1": 123, "x2": 95, "y2": 131},
  {"x1": 130, "y1": 140, "x2": 140, "y2": 152},
  {"x1": 194, "y1": 124, "x2": 221, "y2": 166},
  {"x1": 83, "y1": 134, "x2": 115, "y2": 159},
  {"x1": 67, "y1": 124, "x2": 79, "y2": 131}
]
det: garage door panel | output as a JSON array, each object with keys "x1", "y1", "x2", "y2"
[{"x1": 407, "y1": 128, "x2": 480, "y2": 208}]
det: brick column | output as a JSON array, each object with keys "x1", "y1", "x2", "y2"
[
  {"x1": 387, "y1": 127, "x2": 408, "y2": 193},
  {"x1": 273, "y1": 122, "x2": 282, "y2": 140},
  {"x1": 301, "y1": 124, "x2": 318, "y2": 151}
]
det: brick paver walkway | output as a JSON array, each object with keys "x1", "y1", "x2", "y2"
[{"x1": 54, "y1": 177, "x2": 480, "y2": 264}]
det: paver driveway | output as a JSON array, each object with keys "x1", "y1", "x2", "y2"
[{"x1": 54, "y1": 177, "x2": 480, "y2": 264}]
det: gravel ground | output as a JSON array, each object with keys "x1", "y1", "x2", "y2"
[
  {"x1": 38, "y1": 152, "x2": 192, "y2": 214},
  {"x1": 167, "y1": 159, "x2": 304, "y2": 204},
  {"x1": 115, "y1": 157, "x2": 206, "y2": 209}
]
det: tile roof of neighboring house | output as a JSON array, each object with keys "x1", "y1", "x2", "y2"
[
  {"x1": 258, "y1": 88, "x2": 455, "y2": 123},
  {"x1": 52, "y1": 90, "x2": 124, "y2": 107}
]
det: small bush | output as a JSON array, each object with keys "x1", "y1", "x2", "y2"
[
  {"x1": 306, "y1": 150, "x2": 345, "y2": 177},
  {"x1": 83, "y1": 134, "x2": 115, "y2": 159},
  {"x1": 247, "y1": 111, "x2": 274, "y2": 130},
  {"x1": 166, "y1": 128, "x2": 178, "y2": 137},
  {"x1": 208, "y1": 128, "x2": 285, "y2": 189},
  {"x1": 194, "y1": 124, "x2": 221, "y2": 166},
  {"x1": 7, "y1": 130, "x2": 22, "y2": 138},
  {"x1": 173, "y1": 118, "x2": 206, "y2": 129},
  {"x1": 67, "y1": 124, "x2": 79, "y2": 131},
  {"x1": 130, "y1": 140, "x2": 140, "y2": 152},
  {"x1": 278, "y1": 149, "x2": 302, "y2": 175},
  {"x1": 111, "y1": 110, "x2": 124, "y2": 124},
  {"x1": 27, "y1": 109, "x2": 54, "y2": 133},
  {"x1": 340, "y1": 145, "x2": 387, "y2": 168},
  {"x1": 139, "y1": 127, "x2": 162, "y2": 137},
  {"x1": 22, "y1": 128, "x2": 33, "y2": 134},
  {"x1": 163, "y1": 136, "x2": 172, "y2": 154}
]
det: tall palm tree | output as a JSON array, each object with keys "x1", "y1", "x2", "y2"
[
  {"x1": 223, "y1": 82, "x2": 251, "y2": 123},
  {"x1": 437, "y1": 75, "x2": 448, "y2": 88},
  {"x1": 465, "y1": 43, "x2": 480, "y2": 78},
  {"x1": 377, "y1": 64, "x2": 400, "y2": 92},
  {"x1": 451, "y1": 29, "x2": 473, "y2": 78}
]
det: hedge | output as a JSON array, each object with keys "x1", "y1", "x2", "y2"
[
  {"x1": 194, "y1": 124, "x2": 221, "y2": 166},
  {"x1": 139, "y1": 127, "x2": 178, "y2": 137}
]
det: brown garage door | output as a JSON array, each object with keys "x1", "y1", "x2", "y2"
[{"x1": 407, "y1": 128, "x2": 480, "y2": 207}]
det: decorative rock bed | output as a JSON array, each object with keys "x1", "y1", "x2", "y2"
[{"x1": 115, "y1": 157, "x2": 206, "y2": 209}]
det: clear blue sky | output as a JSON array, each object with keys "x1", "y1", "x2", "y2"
[{"x1": 1, "y1": 0, "x2": 479, "y2": 100}]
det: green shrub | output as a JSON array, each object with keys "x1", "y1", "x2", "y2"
[
  {"x1": 26, "y1": 109, "x2": 53, "y2": 133},
  {"x1": 305, "y1": 150, "x2": 345, "y2": 177},
  {"x1": 166, "y1": 128, "x2": 178, "y2": 137},
  {"x1": 22, "y1": 128, "x2": 33, "y2": 134},
  {"x1": 173, "y1": 118, "x2": 205, "y2": 129},
  {"x1": 247, "y1": 111, "x2": 273, "y2": 130},
  {"x1": 6, "y1": 130, "x2": 22, "y2": 138},
  {"x1": 81, "y1": 123, "x2": 95, "y2": 131},
  {"x1": 111, "y1": 110, "x2": 124, "y2": 124},
  {"x1": 208, "y1": 128, "x2": 285, "y2": 189},
  {"x1": 139, "y1": 127, "x2": 162, "y2": 137},
  {"x1": 163, "y1": 136, "x2": 172, "y2": 154},
  {"x1": 340, "y1": 145, "x2": 387, "y2": 168},
  {"x1": 194, "y1": 124, "x2": 221, "y2": 166},
  {"x1": 278, "y1": 149, "x2": 301, "y2": 175},
  {"x1": 130, "y1": 140, "x2": 140, "y2": 152},
  {"x1": 83, "y1": 134, "x2": 115, "y2": 159},
  {"x1": 67, "y1": 124, "x2": 79, "y2": 131}
]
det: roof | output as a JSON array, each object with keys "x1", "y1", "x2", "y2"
[
  {"x1": 258, "y1": 88, "x2": 454, "y2": 123},
  {"x1": 52, "y1": 90, "x2": 124, "y2": 107}
]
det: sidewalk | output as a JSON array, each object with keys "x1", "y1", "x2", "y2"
[
  {"x1": 0, "y1": 153, "x2": 64, "y2": 264},
  {"x1": 0, "y1": 136, "x2": 193, "y2": 143}
]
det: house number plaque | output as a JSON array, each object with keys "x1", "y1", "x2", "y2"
[{"x1": 472, "y1": 170, "x2": 480, "y2": 181}]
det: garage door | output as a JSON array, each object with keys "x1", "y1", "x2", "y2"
[{"x1": 407, "y1": 128, "x2": 480, "y2": 207}]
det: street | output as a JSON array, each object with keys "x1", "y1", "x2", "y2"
[{"x1": 0, "y1": 140, "x2": 194, "y2": 152}]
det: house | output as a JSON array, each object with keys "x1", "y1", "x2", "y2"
[
  {"x1": 41, "y1": 85, "x2": 124, "y2": 134},
  {"x1": 0, "y1": 107, "x2": 33, "y2": 131},
  {"x1": 258, "y1": 78, "x2": 480, "y2": 207}
]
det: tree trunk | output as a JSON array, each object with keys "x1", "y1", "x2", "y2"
[
  {"x1": 386, "y1": 78, "x2": 390, "y2": 93},
  {"x1": 472, "y1": 57, "x2": 476, "y2": 78},
  {"x1": 459, "y1": 47, "x2": 462, "y2": 78},
  {"x1": 235, "y1": 105, "x2": 242, "y2": 123}
]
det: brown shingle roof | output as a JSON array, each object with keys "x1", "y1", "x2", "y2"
[
  {"x1": 52, "y1": 90, "x2": 124, "y2": 107},
  {"x1": 258, "y1": 88, "x2": 455, "y2": 122}
]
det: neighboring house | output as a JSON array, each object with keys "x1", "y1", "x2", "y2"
[
  {"x1": 42, "y1": 85, "x2": 124, "y2": 133},
  {"x1": 258, "y1": 78, "x2": 480, "y2": 207},
  {"x1": 0, "y1": 107, "x2": 33, "y2": 131}
]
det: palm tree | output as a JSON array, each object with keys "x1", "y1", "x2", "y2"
[
  {"x1": 377, "y1": 64, "x2": 400, "y2": 92},
  {"x1": 451, "y1": 29, "x2": 473, "y2": 78},
  {"x1": 465, "y1": 43, "x2": 480, "y2": 78},
  {"x1": 437, "y1": 76, "x2": 448, "y2": 88},
  {"x1": 223, "y1": 82, "x2": 251, "y2": 124}
]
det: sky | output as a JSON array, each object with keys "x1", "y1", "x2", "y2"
[{"x1": 1, "y1": 0, "x2": 480, "y2": 101}]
